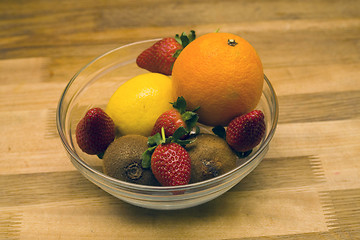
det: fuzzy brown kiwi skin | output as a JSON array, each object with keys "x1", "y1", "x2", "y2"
[
  {"x1": 186, "y1": 134, "x2": 237, "y2": 183},
  {"x1": 102, "y1": 135, "x2": 160, "y2": 186}
]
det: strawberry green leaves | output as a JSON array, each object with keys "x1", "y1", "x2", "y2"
[
  {"x1": 173, "y1": 30, "x2": 196, "y2": 58},
  {"x1": 171, "y1": 96, "x2": 199, "y2": 133},
  {"x1": 142, "y1": 127, "x2": 195, "y2": 168},
  {"x1": 142, "y1": 129, "x2": 164, "y2": 169},
  {"x1": 171, "y1": 95, "x2": 187, "y2": 113},
  {"x1": 175, "y1": 30, "x2": 196, "y2": 48}
]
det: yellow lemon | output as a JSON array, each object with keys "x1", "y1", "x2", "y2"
[{"x1": 106, "y1": 73, "x2": 174, "y2": 136}]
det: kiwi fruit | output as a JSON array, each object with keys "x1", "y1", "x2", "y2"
[
  {"x1": 186, "y1": 134, "x2": 237, "y2": 183},
  {"x1": 102, "y1": 135, "x2": 159, "y2": 186}
]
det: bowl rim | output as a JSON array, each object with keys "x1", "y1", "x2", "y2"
[{"x1": 56, "y1": 39, "x2": 279, "y2": 192}]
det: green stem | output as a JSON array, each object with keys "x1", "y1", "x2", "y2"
[{"x1": 161, "y1": 127, "x2": 166, "y2": 142}]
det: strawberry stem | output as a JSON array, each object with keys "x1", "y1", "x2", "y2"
[{"x1": 161, "y1": 127, "x2": 166, "y2": 142}]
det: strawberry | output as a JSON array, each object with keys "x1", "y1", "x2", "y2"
[
  {"x1": 136, "y1": 30, "x2": 196, "y2": 75},
  {"x1": 151, "y1": 96, "x2": 199, "y2": 138},
  {"x1": 225, "y1": 110, "x2": 266, "y2": 153},
  {"x1": 152, "y1": 109, "x2": 185, "y2": 137},
  {"x1": 151, "y1": 142, "x2": 191, "y2": 186},
  {"x1": 142, "y1": 127, "x2": 193, "y2": 186},
  {"x1": 75, "y1": 108, "x2": 115, "y2": 156}
]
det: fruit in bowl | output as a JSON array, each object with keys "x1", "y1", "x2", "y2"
[
  {"x1": 57, "y1": 30, "x2": 278, "y2": 210},
  {"x1": 105, "y1": 72, "x2": 174, "y2": 137},
  {"x1": 172, "y1": 32, "x2": 264, "y2": 126}
]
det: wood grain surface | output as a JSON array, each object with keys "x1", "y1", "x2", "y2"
[{"x1": 1, "y1": 0, "x2": 360, "y2": 239}]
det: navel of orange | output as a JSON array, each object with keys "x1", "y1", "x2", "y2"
[{"x1": 172, "y1": 32, "x2": 264, "y2": 126}]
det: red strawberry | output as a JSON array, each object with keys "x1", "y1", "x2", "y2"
[
  {"x1": 225, "y1": 110, "x2": 266, "y2": 152},
  {"x1": 152, "y1": 109, "x2": 185, "y2": 137},
  {"x1": 75, "y1": 108, "x2": 115, "y2": 156},
  {"x1": 151, "y1": 142, "x2": 191, "y2": 186},
  {"x1": 136, "y1": 38, "x2": 181, "y2": 75},
  {"x1": 136, "y1": 31, "x2": 196, "y2": 75},
  {"x1": 142, "y1": 126, "x2": 194, "y2": 186},
  {"x1": 151, "y1": 96, "x2": 199, "y2": 138}
]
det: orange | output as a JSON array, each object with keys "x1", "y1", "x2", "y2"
[{"x1": 172, "y1": 32, "x2": 264, "y2": 126}]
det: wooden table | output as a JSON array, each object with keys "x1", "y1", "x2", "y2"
[{"x1": 1, "y1": 0, "x2": 359, "y2": 239}]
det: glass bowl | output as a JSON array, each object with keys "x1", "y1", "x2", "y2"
[{"x1": 56, "y1": 39, "x2": 279, "y2": 210}]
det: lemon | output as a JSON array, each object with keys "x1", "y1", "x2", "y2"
[{"x1": 106, "y1": 73, "x2": 174, "y2": 136}]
